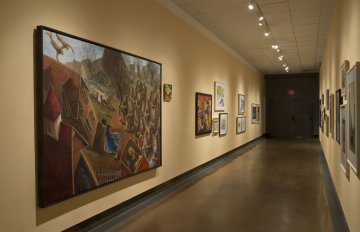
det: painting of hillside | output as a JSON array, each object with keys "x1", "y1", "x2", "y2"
[{"x1": 38, "y1": 26, "x2": 162, "y2": 207}]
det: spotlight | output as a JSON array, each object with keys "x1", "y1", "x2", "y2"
[
  {"x1": 278, "y1": 56, "x2": 283, "y2": 61},
  {"x1": 258, "y1": 22, "x2": 263, "y2": 26},
  {"x1": 264, "y1": 32, "x2": 270, "y2": 37},
  {"x1": 272, "y1": 45, "x2": 279, "y2": 49},
  {"x1": 283, "y1": 64, "x2": 287, "y2": 67},
  {"x1": 276, "y1": 49, "x2": 280, "y2": 52},
  {"x1": 259, "y1": 16, "x2": 264, "y2": 21},
  {"x1": 285, "y1": 66, "x2": 289, "y2": 71},
  {"x1": 248, "y1": 4, "x2": 254, "y2": 10}
]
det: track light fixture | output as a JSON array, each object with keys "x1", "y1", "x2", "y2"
[
  {"x1": 248, "y1": 3, "x2": 254, "y2": 10},
  {"x1": 258, "y1": 22, "x2": 263, "y2": 26},
  {"x1": 259, "y1": 16, "x2": 264, "y2": 21},
  {"x1": 264, "y1": 32, "x2": 270, "y2": 37},
  {"x1": 272, "y1": 44, "x2": 279, "y2": 49}
]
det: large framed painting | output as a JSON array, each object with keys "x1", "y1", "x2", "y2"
[
  {"x1": 347, "y1": 63, "x2": 360, "y2": 174},
  {"x1": 330, "y1": 94, "x2": 334, "y2": 137},
  {"x1": 251, "y1": 103, "x2": 257, "y2": 124},
  {"x1": 214, "y1": 82, "x2": 225, "y2": 111},
  {"x1": 336, "y1": 89, "x2": 341, "y2": 143},
  {"x1": 341, "y1": 60, "x2": 350, "y2": 100},
  {"x1": 219, "y1": 113, "x2": 228, "y2": 136},
  {"x1": 37, "y1": 26, "x2": 162, "y2": 207},
  {"x1": 195, "y1": 92, "x2": 212, "y2": 136},
  {"x1": 238, "y1": 94, "x2": 245, "y2": 114}
]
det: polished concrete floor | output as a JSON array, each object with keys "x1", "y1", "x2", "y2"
[{"x1": 106, "y1": 139, "x2": 333, "y2": 232}]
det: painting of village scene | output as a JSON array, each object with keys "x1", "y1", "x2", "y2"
[{"x1": 38, "y1": 27, "x2": 161, "y2": 206}]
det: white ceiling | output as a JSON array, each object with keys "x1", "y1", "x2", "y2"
[{"x1": 168, "y1": 0, "x2": 335, "y2": 74}]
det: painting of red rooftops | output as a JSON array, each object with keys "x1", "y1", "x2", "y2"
[{"x1": 37, "y1": 26, "x2": 162, "y2": 207}]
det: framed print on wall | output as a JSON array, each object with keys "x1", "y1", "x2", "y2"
[
  {"x1": 326, "y1": 89, "x2": 330, "y2": 110},
  {"x1": 212, "y1": 118, "x2": 219, "y2": 135},
  {"x1": 330, "y1": 94, "x2": 334, "y2": 137},
  {"x1": 340, "y1": 105, "x2": 348, "y2": 175},
  {"x1": 336, "y1": 89, "x2": 341, "y2": 143},
  {"x1": 163, "y1": 84, "x2": 172, "y2": 102},
  {"x1": 214, "y1": 82, "x2": 225, "y2": 111},
  {"x1": 347, "y1": 62, "x2": 360, "y2": 174},
  {"x1": 251, "y1": 103, "x2": 257, "y2": 124},
  {"x1": 219, "y1": 113, "x2": 228, "y2": 136},
  {"x1": 236, "y1": 116, "x2": 246, "y2": 134},
  {"x1": 195, "y1": 92, "x2": 212, "y2": 136},
  {"x1": 341, "y1": 60, "x2": 350, "y2": 100},
  {"x1": 256, "y1": 104, "x2": 260, "y2": 123},
  {"x1": 238, "y1": 94, "x2": 245, "y2": 114},
  {"x1": 37, "y1": 26, "x2": 162, "y2": 207}
]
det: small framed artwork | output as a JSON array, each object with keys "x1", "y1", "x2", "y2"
[
  {"x1": 321, "y1": 93, "x2": 324, "y2": 105},
  {"x1": 241, "y1": 116, "x2": 246, "y2": 132},
  {"x1": 251, "y1": 103, "x2": 257, "y2": 124},
  {"x1": 256, "y1": 104, "x2": 260, "y2": 123},
  {"x1": 195, "y1": 92, "x2": 212, "y2": 136},
  {"x1": 326, "y1": 89, "x2": 330, "y2": 110},
  {"x1": 340, "y1": 105, "x2": 348, "y2": 174},
  {"x1": 347, "y1": 63, "x2": 360, "y2": 174},
  {"x1": 219, "y1": 113, "x2": 228, "y2": 136},
  {"x1": 214, "y1": 82, "x2": 225, "y2": 111},
  {"x1": 238, "y1": 94, "x2": 245, "y2": 114},
  {"x1": 326, "y1": 115, "x2": 329, "y2": 137},
  {"x1": 330, "y1": 94, "x2": 334, "y2": 137},
  {"x1": 336, "y1": 89, "x2": 341, "y2": 143},
  {"x1": 236, "y1": 116, "x2": 246, "y2": 134},
  {"x1": 163, "y1": 84, "x2": 172, "y2": 102},
  {"x1": 212, "y1": 118, "x2": 219, "y2": 135},
  {"x1": 341, "y1": 60, "x2": 350, "y2": 100},
  {"x1": 319, "y1": 99, "x2": 322, "y2": 129}
]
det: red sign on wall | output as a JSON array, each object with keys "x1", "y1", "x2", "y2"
[{"x1": 288, "y1": 89, "x2": 295, "y2": 95}]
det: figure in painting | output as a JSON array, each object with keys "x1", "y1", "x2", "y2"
[
  {"x1": 125, "y1": 146, "x2": 142, "y2": 173},
  {"x1": 102, "y1": 119, "x2": 121, "y2": 160}
]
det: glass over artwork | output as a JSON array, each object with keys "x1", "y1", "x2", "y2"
[
  {"x1": 195, "y1": 92, "x2": 212, "y2": 135},
  {"x1": 38, "y1": 26, "x2": 162, "y2": 207}
]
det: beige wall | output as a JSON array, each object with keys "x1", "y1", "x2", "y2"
[
  {"x1": 320, "y1": 0, "x2": 360, "y2": 231},
  {"x1": 0, "y1": 0, "x2": 264, "y2": 231}
]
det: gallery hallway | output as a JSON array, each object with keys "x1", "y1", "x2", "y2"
[{"x1": 96, "y1": 138, "x2": 335, "y2": 232}]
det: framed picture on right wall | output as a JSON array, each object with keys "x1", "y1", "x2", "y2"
[
  {"x1": 341, "y1": 60, "x2": 350, "y2": 100},
  {"x1": 347, "y1": 62, "x2": 360, "y2": 175}
]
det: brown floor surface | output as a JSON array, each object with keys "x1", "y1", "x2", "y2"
[{"x1": 106, "y1": 138, "x2": 333, "y2": 232}]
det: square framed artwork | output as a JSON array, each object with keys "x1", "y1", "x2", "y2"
[
  {"x1": 347, "y1": 63, "x2": 360, "y2": 174},
  {"x1": 195, "y1": 92, "x2": 212, "y2": 136},
  {"x1": 37, "y1": 26, "x2": 162, "y2": 207},
  {"x1": 214, "y1": 82, "x2": 225, "y2": 111},
  {"x1": 212, "y1": 118, "x2": 219, "y2": 135},
  {"x1": 219, "y1": 113, "x2": 228, "y2": 136},
  {"x1": 336, "y1": 89, "x2": 341, "y2": 143},
  {"x1": 251, "y1": 103, "x2": 257, "y2": 124},
  {"x1": 238, "y1": 94, "x2": 245, "y2": 114},
  {"x1": 163, "y1": 84, "x2": 172, "y2": 102},
  {"x1": 341, "y1": 60, "x2": 350, "y2": 100}
]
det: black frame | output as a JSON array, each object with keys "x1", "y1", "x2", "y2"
[
  {"x1": 37, "y1": 26, "x2": 162, "y2": 207},
  {"x1": 195, "y1": 92, "x2": 212, "y2": 136},
  {"x1": 336, "y1": 89, "x2": 341, "y2": 143}
]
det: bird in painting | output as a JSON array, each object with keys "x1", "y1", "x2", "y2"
[{"x1": 46, "y1": 32, "x2": 74, "y2": 61}]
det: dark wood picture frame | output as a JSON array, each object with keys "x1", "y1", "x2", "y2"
[{"x1": 37, "y1": 26, "x2": 162, "y2": 207}]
